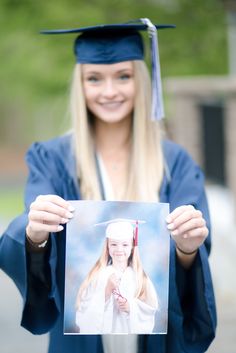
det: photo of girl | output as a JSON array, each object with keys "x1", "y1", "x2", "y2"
[{"x1": 75, "y1": 219, "x2": 158, "y2": 334}]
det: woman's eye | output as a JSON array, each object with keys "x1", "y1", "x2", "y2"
[
  {"x1": 87, "y1": 76, "x2": 100, "y2": 83},
  {"x1": 119, "y1": 74, "x2": 131, "y2": 81}
]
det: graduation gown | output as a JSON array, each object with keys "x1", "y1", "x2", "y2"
[
  {"x1": 0, "y1": 134, "x2": 217, "y2": 353},
  {"x1": 76, "y1": 265, "x2": 158, "y2": 334}
]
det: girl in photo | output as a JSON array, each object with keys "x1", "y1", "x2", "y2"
[{"x1": 75, "y1": 219, "x2": 158, "y2": 334}]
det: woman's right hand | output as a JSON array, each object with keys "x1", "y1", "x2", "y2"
[{"x1": 26, "y1": 194, "x2": 74, "y2": 244}]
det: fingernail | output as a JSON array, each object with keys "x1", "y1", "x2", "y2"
[
  {"x1": 61, "y1": 218, "x2": 69, "y2": 224},
  {"x1": 167, "y1": 223, "x2": 174, "y2": 230},
  {"x1": 58, "y1": 225, "x2": 64, "y2": 231},
  {"x1": 66, "y1": 212, "x2": 74, "y2": 219},
  {"x1": 68, "y1": 205, "x2": 75, "y2": 212},
  {"x1": 172, "y1": 230, "x2": 178, "y2": 236}
]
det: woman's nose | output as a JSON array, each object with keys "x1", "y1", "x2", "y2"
[{"x1": 102, "y1": 79, "x2": 117, "y2": 98}]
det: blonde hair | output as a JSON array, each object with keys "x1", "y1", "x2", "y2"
[
  {"x1": 70, "y1": 60, "x2": 164, "y2": 201},
  {"x1": 76, "y1": 239, "x2": 157, "y2": 309}
]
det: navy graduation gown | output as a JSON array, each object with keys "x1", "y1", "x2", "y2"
[{"x1": 0, "y1": 134, "x2": 216, "y2": 353}]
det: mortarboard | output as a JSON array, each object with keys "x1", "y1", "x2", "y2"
[
  {"x1": 41, "y1": 19, "x2": 175, "y2": 121},
  {"x1": 94, "y1": 218, "x2": 145, "y2": 246}
]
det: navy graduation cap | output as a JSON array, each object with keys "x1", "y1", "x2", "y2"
[{"x1": 41, "y1": 18, "x2": 175, "y2": 120}]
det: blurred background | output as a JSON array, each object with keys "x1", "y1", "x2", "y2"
[{"x1": 0, "y1": 0, "x2": 235, "y2": 352}]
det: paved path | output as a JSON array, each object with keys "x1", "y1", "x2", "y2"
[
  {"x1": 0, "y1": 185, "x2": 235, "y2": 352},
  {"x1": 0, "y1": 270, "x2": 48, "y2": 353},
  {"x1": 206, "y1": 185, "x2": 236, "y2": 353}
]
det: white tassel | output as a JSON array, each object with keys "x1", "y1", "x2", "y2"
[{"x1": 141, "y1": 18, "x2": 164, "y2": 121}]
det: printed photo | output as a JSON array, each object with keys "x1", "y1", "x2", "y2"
[{"x1": 64, "y1": 200, "x2": 170, "y2": 335}]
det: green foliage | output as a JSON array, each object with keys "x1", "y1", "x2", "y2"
[
  {"x1": 0, "y1": 186, "x2": 24, "y2": 219},
  {"x1": 0, "y1": 0, "x2": 228, "y2": 145}
]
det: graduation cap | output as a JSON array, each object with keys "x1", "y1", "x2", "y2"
[
  {"x1": 94, "y1": 218, "x2": 146, "y2": 246},
  {"x1": 41, "y1": 18, "x2": 175, "y2": 120}
]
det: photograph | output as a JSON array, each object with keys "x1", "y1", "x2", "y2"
[{"x1": 64, "y1": 200, "x2": 170, "y2": 335}]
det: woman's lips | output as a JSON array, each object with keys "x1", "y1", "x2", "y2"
[{"x1": 99, "y1": 101, "x2": 124, "y2": 110}]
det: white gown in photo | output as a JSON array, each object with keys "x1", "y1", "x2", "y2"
[{"x1": 75, "y1": 265, "x2": 158, "y2": 334}]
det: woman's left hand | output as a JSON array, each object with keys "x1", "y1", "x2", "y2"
[{"x1": 166, "y1": 205, "x2": 209, "y2": 266}]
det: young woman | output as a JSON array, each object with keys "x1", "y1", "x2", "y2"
[
  {"x1": 0, "y1": 19, "x2": 216, "y2": 353},
  {"x1": 75, "y1": 219, "x2": 158, "y2": 334}
]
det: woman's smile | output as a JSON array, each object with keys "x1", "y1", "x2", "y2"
[
  {"x1": 99, "y1": 101, "x2": 124, "y2": 110},
  {"x1": 82, "y1": 61, "x2": 135, "y2": 124}
]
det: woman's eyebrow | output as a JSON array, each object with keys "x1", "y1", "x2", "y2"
[
  {"x1": 83, "y1": 71, "x2": 100, "y2": 75},
  {"x1": 117, "y1": 68, "x2": 133, "y2": 73}
]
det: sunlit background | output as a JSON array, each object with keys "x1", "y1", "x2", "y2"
[{"x1": 0, "y1": 0, "x2": 235, "y2": 352}]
